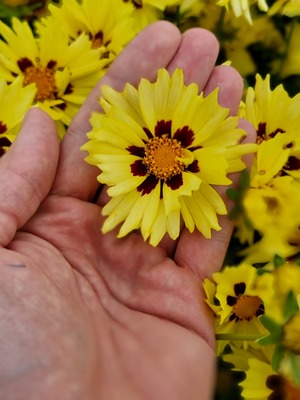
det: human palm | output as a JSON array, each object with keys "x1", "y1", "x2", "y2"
[{"x1": 0, "y1": 22, "x2": 253, "y2": 400}]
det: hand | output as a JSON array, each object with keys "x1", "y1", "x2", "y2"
[{"x1": 0, "y1": 21, "x2": 254, "y2": 400}]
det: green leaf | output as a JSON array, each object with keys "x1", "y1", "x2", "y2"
[
  {"x1": 226, "y1": 187, "x2": 240, "y2": 201},
  {"x1": 239, "y1": 169, "x2": 250, "y2": 191},
  {"x1": 283, "y1": 290, "x2": 299, "y2": 321},
  {"x1": 273, "y1": 254, "x2": 285, "y2": 268},
  {"x1": 257, "y1": 315, "x2": 283, "y2": 346},
  {"x1": 271, "y1": 345, "x2": 285, "y2": 371}
]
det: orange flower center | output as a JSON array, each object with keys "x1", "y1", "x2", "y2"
[
  {"x1": 233, "y1": 295, "x2": 262, "y2": 321},
  {"x1": 23, "y1": 66, "x2": 56, "y2": 102},
  {"x1": 143, "y1": 135, "x2": 185, "y2": 180}
]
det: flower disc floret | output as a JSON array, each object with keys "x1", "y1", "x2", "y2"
[
  {"x1": 143, "y1": 134, "x2": 187, "y2": 179},
  {"x1": 23, "y1": 65, "x2": 56, "y2": 102}
]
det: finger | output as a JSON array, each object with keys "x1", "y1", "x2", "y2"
[
  {"x1": 52, "y1": 21, "x2": 182, "y2": 201},
  {"x1": 203, "y1": 65, "x2": 244, "y2": 115},
  {"x1": 0, "y1": 108, "x2": 59, "y2": 247},
  {"x1": 167, "y1": 28, "x2": 219, "y2": 89}
]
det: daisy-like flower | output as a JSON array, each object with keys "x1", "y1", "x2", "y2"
[
  {"x1": 203, "y1": 263, "x2": 275, "y2": 345},
  {"x1": 234, "y1": 74, "x2": 300, "y2": 262},
  {"x1": 269, "y1": 0, "x2": 300, "y2": 17},
  {"x1": 238, "y1": 175, "x2": 300, "y2": 263},
  {"x1": 224, "y1": 344, "x2": 300, "y2": 400},
  {"x1": 273, "y1": 260, "x2": 300, "y2": 303},
  {"x1": 283, "y1": 311, "x2": 300, "y2": 355},
  {"x1": 0, "y1": 76, "x2": 36, "y2": 156},
  {"x1": 121, "y1": 0, "x2": 179, "y2": 30},
  {"x1": 217, "y1": 0, "x2": 269, "y2": 24},
  {"x1": 40, "y1": 0, "x2": 136, "y2": 68},
  {"x1": 82, "y1": 68, "x2": 255, "y2": 246},
  {"x1": 0, "y1": 16, "x2": 105, "y2": 136},
  {"x1": 222, "y1": 13, "x2": 284, "y2": 78}
]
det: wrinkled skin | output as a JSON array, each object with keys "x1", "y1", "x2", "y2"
[{"x1": 0, "y1": 22, "x2": 254, "y2": 400}]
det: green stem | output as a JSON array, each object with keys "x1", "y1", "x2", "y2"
[{"x1": 216, "y1": 333, "x2": 263, "y2": 341}]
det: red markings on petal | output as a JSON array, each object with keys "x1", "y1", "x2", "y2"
[
  {"x1": 166, "y1": 173, "x2": 183, "y2": 190},
  {"x1": 187, "y1": 160, "x2": 200, "y2": 173},
  {"x1": 137, "y1": 175, "x2": 159, "y2": 195},
  {"x1": 285, "y1": 156, "x2": 300, "y2": 171},
  {"x1": 155, "y1": 120, "x2": 172, "y2": 137},
  {"x1": 17, "y1": 57, "x2": 33, "y2": 72},
  {"x1": 0, "y1": 122, "x2": 8, "y2": 134},
  {"x1": 130, "y1": 159, "x2": 147, "y2": 176},
  {"x1": 173, "y1": 126, "x2": 194, "y2": 148},
  {"x1": 127, "y1": 145, "x2": 145, "y2": 158}
]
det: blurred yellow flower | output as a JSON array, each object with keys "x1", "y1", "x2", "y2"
[
  {"x1": 283, "y1": 312, "x2": 300, "y2": 354},
  {"x1": 224, "y1": 344, "x2": 300, "y2": 400},
  {"x1": 235, "y1": 74, "x2": 300, "y2": 261},
  {"x1": 203, "y1": 263, "x2": 272, "y2": 344},
  {"x1": 269, "y1": 0, "x2": 300, "y2": 17},
  {"x1": 217, "y1": 0, "x2": 268, "y2": 23}
]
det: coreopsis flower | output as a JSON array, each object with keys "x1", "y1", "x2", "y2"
[
  {"x1": 283, "y1": 312, "x2": 300, "y2": 355},
  {"x1": 217, "y1": 0, "x2": 268, "y2": 24},
  {"x1": 234, "y1": 74, "x2": 300, "y2": 262},
  {"x1": 273, "y1": 260, "x2": 300, "y2": 303},
  {"x1": 121, "y1": 0, "x2": 179, "y2": 30},
  {"x1": 221, "y1": 14, "x2": 284, "y2": 77},
  {"x1": 0, "y1": 76, "x2": 36, "y2": 156},
  {"x1": 269, "y1": 0, "x2": 300, "y2": 17},
  {"x1": 40, "y1": 0, "x2": 136, "y2": 68},
  {"x1": 224, "y1": 344, "x2": 300, "y2": 400},
  {"x1": 238, "y1": 175, "x2": 300, "y2": 263},
  {"x1": 203, "y1": 263, "x2": 275, "y2": 346},
  {"x1": 0, "y1": 16, "x2": 105, "y2": 136},
  {"x1": 82, "y1": 68, "x2": 255, "y2": 246}
]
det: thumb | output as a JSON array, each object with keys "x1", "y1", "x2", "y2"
[{"x1": 0, "y1": 108, "x2": 59, "y2": 247}]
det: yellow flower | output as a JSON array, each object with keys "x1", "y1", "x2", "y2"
[
  {"x1": 83, "y1": 68, "x2": 254, "y2": 246},
  {"x1": 269, "y1": 0, "x2": 300, "y2": 17},
  {"x1": 224, "y1": 344, "x2": 300, "y2": 400},
  {"x1": 235, "y1": 74, "x2": 300, "y2": 261},
  {"x1": 283, "y1": 312, "x2": 300, "y2": 355},
  {"x1": 42, "y1": 0, "x2": 136, "y2": 68},
  {"x1": 203, "y1": 263, "x2": 273, "y2": 345},
  {"x1": 217, "y1": 0, "x2": 268, "y2": 24},
  {"x1": 0, "y1": 76, "x2": 36, "y2": 156},
  {"x1": 273, "y1": 261, "x2": 300, "y2": 302},
  {"x1": 0, "y1": 16, "x2": 104, "y2": 136},
  {"x1": 242, "y1": 74, "x2": 300, "y2": 156},
  {"x1": 121, "y1": 0, "x2": 179, "y2": 30}
]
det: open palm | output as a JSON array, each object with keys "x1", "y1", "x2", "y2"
[{"x1": 0, "y1": 22, "x2": 253, "y2": 400}]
